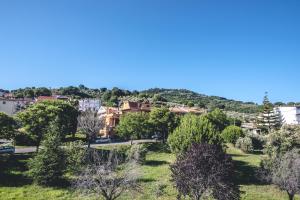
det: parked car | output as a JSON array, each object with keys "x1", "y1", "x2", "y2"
[
  {"x1": 95, "y1": 137, "x2": 111, "y2": 144},
  {"x1": 0, "y1": 146, "x2": 15, "y2": 154}
]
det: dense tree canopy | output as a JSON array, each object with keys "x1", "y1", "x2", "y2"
[
  {"x1": 168, "y1": 113, "x2": 224, "y2": 154},
  {"x1": 17, "y1": 100, "x2": 78, "y2": 149},
  {"x1": 116, "y1": 112, "x2": 151, "y2": 140},
  {"x1": 0, "y1": 112, "x2": 17, "y2": 140},
  {"x1": 222, "y1": 125, "x2": 244, "y2": 144},
  {"x1": 149, "y1": 107, "x2": 179, "y2": 142}
]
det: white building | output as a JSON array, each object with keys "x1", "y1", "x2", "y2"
[
  {"x1": 0, "y1": 98, "x2": 31, "y2": 116},
  {"x1": 275, "y1": 106, "x2": 300, "y2": 125},
  {"x1": 79, "y1": 99, "x2": 101, "y2": 112}
]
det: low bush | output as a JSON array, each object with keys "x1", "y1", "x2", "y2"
[
  {"x1": 235, "y1": 137, "x2": 253, "y2": 153},
  {"x1": 221, "y1": 125, "x2": 244, "y2": 144},
  {"x1": 127, "y1": 144, "x2": 147, "y2": 164}
]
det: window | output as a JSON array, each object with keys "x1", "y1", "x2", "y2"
[{"x1": 2, "y1": 101, "x2": 6, "y2": 104}]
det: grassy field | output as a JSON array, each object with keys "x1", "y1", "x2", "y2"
[{"x1": 0, "y1": 143, "x2": 298, "y2": 200}]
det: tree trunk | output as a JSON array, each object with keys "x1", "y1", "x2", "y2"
[
  {"x1": 87, "y1": 134, "x2": 91, "y2": 148},
  {"x1": 287, "y1": 192, "x2": 294, "y2": 200}
]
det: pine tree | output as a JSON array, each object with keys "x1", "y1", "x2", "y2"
[
  {"x1": 28, "y1": 123, "x2": 66, "y2": 186},
  {"x1": 257, "y1": 92, "x2": 281, "y2": 133}
]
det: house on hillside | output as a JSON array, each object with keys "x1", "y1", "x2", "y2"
[
  {"x1": 79, "y1": 99, "x2": 101, "y2": 112},
  {"x1": 0, "y1": 98, "x2": 32, "y2": 115},
  {"x1": 121, "y1": 101, "x2": 151, "y2": 113},
  {"x1": 99, "y1": 101, "x2": 151, "y2": 137},
  {"x1": 99, "y1": 106, "x2": 121, "y2": 137},
  {"x1": 35, "y1": 95, "x2": 69, "y2": 102},
  {"x1": 99, "y1": 100, "x2": 208, "y2": 138},
  {"x1": 275, "y1": 106, "x2": 300, "y2": 125}
]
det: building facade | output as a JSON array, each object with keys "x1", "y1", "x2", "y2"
[
  {"x1": 79, "y1": 99, "x2": 101, "y2": 112},
  {"x1": 275, "y1": 106, "x2": 300, "y2": 125},
  {"x1": 0, "y1": 98, "x2": 32, "y2": 116}
]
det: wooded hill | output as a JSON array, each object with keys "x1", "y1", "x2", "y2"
[{"x1": 6, "y1": 86, "x2": 260, "y2": 114}]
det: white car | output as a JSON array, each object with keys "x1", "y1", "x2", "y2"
[
  {"x1": 95, "y1": 138, "x2": 111, "y2": 144},
  {"x1": 0, "y1": 146, "x2": 15, "y2": 154}
]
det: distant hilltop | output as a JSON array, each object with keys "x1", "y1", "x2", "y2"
[{"x1": 0, "y1": 85, "x2": 261, "y2": 114}]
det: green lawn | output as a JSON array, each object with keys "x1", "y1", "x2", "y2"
[{"x1": 0, "y1": 143, "x2": 298, "y2": 200}]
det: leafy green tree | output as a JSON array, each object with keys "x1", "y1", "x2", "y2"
[
  {"x1": 149, "y1": 107, "x2": 178, "y2": 143},
  {"x1": 17, "y1": 100, "x2": 78, "y2": 150},
  {"x1": 102, "y1": 90, "x2": 112, "y2": 102},
  {"x1": 23, "y1": 89, "x2": 35, "y2": 98},
  {"x1": 168, "y1": 114, "x2": 223, "y2": 154},
  {"x1": 0, "y1": 112, "x2": 17, "y2": 140},
  {"x1": 221, "y1": 125, "x2": 244, "y2": 144},
  {"x1": 34, "y1": 87, "x2": 52, "y2": 97},
  {"x1": 205, "y1": 108, "x2": 230, "y2": 132},
  {"x1": 116, "y1": 112, "x2": 151, "y2": 140},
  {"x1": 187, "y1": 101, "x2": 194, "y2": 107},
  {"x1": 28, "y1": 124, "x2": 66, "y2": 186}
]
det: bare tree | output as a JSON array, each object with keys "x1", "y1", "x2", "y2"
[
  {"x1": 78, "y1": 110, "x2": 104, "y2": 148},
  {"x1": 259, "y1": 149, "x2": 300, "y2": 200},
  {"x1": 74, "y1": 149, "x2": 141, "y2": 200}
]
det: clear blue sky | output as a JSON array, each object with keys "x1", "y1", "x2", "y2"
[{"x1": 1, "y1": 0, "x2": 299, "y2": 103}]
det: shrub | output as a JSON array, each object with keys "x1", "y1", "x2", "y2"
[
  {"x1": 235, "y1": 137, "x2": 253, "y2": 153},
  {"x1": 221, "y1": 125, "x2": 244, "y2": 144},
  {"x1": 168, "y1": 114, "x2": 223, "y2": 154},
  {"x1": 258, "y1": 149, "x2": 300, "y2": 200},
  {"x1": 246, "y1": 131, "x2": 265, "y2": 150},
  {"x1": 127, "y1": 144, "x2": 147, "y2": 164},
  {"x1": 265, "y1": 125, "x2": 300, "y2": 158},
  {"x1": 171, "y1": 143, "x2": 239, "y2": 200},
  {"x1": 154, "y1": 182, "x2": 167, "y2": 198}
]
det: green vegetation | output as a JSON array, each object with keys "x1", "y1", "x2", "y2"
[
  {"x1": 140, "y1": 88, "x2": 260, "y2": 113},
  {"x1": 0, "y1": 112, "x2": 17, "y2": 140},
  {"x1": 116, "y1": 112, "x2": 151, "y2": 140},
  {"x1": 222, "y1": 125, "x2": 244, "y2": 144},
  {"x1": 9, "y1": 86, "x2": 261, "y2": 113},
  {"x1": 16, "y1": 100, "x2": 78, "y2": 148},
  {"x1": 116, "y1": 107, "x2": 179, "y2": 142},
  {"x1": 168, "y1": 114, "x2": 223, "y2": 154},
  {"x1": 256, "y1": 92, "x2": 281, "y2": 133},
  {"x1": 1, "y1": 143, "x2": 299, "y2": 200},
  {"x1": 148, "y1": 107, "x2": 179, "y2": 142},
  {"x1": 235, "y1": 137, "x2": 254, "y2": 153},
  {"x1": 168, "y1": 109, "x2": 231, "y2": 154},
  {"x1": 27, "y1": 128, "x2": 66, "y2": 186}
]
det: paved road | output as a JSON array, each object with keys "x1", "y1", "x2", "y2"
[{"x1": 15, "y1": 139, "x2": 157, "y2": 154}]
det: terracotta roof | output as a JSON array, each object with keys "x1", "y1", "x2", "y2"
[{"x1": 36, "y1": 96, "x2": 56, "y2": 102}]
